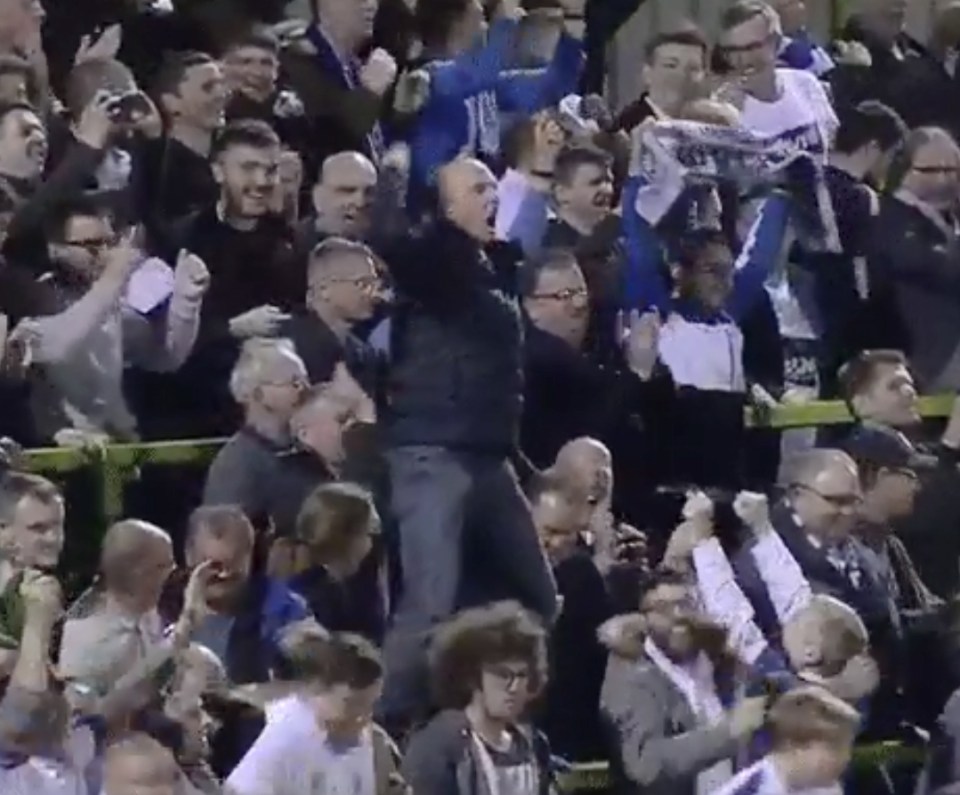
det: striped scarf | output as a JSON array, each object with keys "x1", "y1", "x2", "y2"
[{"x1": 631, "y1": 119, "x2": 841, "y2": 254}]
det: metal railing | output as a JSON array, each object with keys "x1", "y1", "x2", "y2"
[{"x1": 20, "y1": 395, "x2": 955, "y2": 525}]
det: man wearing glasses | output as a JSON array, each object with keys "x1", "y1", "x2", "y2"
[{"x1": 734, "y1": 446, "x2": 915, "y2": 738}]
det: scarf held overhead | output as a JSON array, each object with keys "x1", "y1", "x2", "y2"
[{"x1": 630, "y1": 120, "x2": 841, "y2": 254}]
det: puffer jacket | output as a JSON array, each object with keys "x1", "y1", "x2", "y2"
[{"x1": 384, "y1": 220, "x2": 524, "y2": 455}]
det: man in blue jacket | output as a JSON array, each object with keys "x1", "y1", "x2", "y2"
[
  {"x1": 379, "y1": 156, "x2": 558, "y2": 726},
  {"x1": 407, "y1": 0, "x2": 584, "y2": 194}
]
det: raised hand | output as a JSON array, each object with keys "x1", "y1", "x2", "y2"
[
  {"x1": 733, "y1": 491, "x2": 771, "y2": 535},
  {"x1": 75, "y1": 90, "x2": 117, "y2": 150},
  {"x1": 619, "y1": 309, "x2": 660, "y2": 379},
  {"x1": 74, "y1": 24, "x2": 122, "y2": 65},
  {"x1": 228, "y1": 305, "x2": 291, "y2": 339},
  {"x1": 173, "y1": 250, "x2": 210, "y2": 303},
  {"x1": 19, "y1": 569, "x2": 62, "y2": 624},
  {"x1": 359, "y1": 48, "x2": 398, "y2": 97},
  {"x1": 727, "y1": 695, "x2": 766, "y2": 740}
]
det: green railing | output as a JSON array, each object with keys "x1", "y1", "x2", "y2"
[
  {"x1": 555, "y1": 741, "x2": 926, "y2": 791},
  {"x1": 20, "y1": 395, "x2": 955, "y2": 525}
]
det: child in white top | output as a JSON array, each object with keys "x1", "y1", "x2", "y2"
[{"x1": 711, "y1": 686, "x2": 858, "y2": 795}]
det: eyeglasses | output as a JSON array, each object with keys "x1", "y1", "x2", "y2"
[
  {"x1": 485, "y1": 665, "x2": 531, "y2": 688},
  {"x1": 64, "y1": 237, "x2": 115, "y2": 254},
  {"x1": 328, "y1": 275, "x2": 380, "y2": 292},
  {"x1": 793, "y1": 484, "x2": 862, "y2": 509},
  {"x1": 531, "y1": 287, "x2": 588, "y2": 302},
  {"x1": 911, "y1": 165, "x2": 960, "y2": 175}
]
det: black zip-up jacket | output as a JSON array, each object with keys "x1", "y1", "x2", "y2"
[{"x1": 384, "y1": 220, "x2": 523, "y2": 454}]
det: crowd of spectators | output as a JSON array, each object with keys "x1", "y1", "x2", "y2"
[{"x1": 5, "y1": 0, "x2": 960, "y2": 792}]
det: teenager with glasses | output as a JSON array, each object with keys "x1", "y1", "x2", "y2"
[{"x1": 402, "y1": 601, "x2": 556, "y2": 795}]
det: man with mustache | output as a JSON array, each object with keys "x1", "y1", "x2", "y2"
[{"x1": 600, "y1": 567, "x2": 767, "y2": 795}]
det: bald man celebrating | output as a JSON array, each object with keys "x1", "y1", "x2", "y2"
[
  {"x1": 379, "y1": 156, "x2": 557, "y2": 723},
  {"x1": 308, "y1": 151, "x2": 378, "y2": 245},
  {"x1": 59, "y1": 519, "x2": 176, "y2": 695}
]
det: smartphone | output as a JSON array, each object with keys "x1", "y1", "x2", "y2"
[{"x1": 107, "y1": 92, "x2": 152, "y2": 124}]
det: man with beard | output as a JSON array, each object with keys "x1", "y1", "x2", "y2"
[
  {"x1": 145, "y1": 119, "x2": 300, "y2": 437},
  {"x1": 600, "y1": 568, "x2": 767, "y2": 795},
  {"x1": 1, "y1": 198, "x2": 206, "y2": 443},
  {"x1": 402, "y1": 601, "x2": 554, "y2": 795}
]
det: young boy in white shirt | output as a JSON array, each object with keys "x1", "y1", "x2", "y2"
[
  {"x1": 713, "y1": 686, "x2": 859, "y2": 795},
  {"x1": 226, "y1": 628, "x2": 405, "y2": 795}
]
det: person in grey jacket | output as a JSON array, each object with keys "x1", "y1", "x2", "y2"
[
  {"x1": 402, "y1": 601, "x2": 554, "y2": 795},
  {"x1": 599, "y1": 569, "x2": 766, "y2": 795}
]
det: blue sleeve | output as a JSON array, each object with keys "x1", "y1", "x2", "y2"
[
  {"x1": 728, "y1": 193, "x2": 792, "y2": 321},
  {"x1": 496, "y1": 33, "x2": 584, "y2": 113},
  {"x1": 261, "y1": 581, "x2": 311, "y2": 647},
  {"x1": 621, "y1": 175, "x2": 671, "y2": 312},
  {"x1": 427, "y1": 19, "x2": 517, "y2": 100}
]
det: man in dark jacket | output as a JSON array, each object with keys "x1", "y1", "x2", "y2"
[
  {"x1": 279, "y1": 0, "x2": 394, "y2": 167},
  {"x1": 520, "y1": 247, "x2": 670, "y2": 523},
  {"x1": 379, "y1": 156, "x2": 558, "y2": 724}
]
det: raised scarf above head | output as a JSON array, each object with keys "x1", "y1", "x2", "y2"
[
  {"x1": 630, "y1": 119, "x2": 841, "y2": 254},
  {"x1": 305, "y1": 24, "x2": 385, "y2": 163}
]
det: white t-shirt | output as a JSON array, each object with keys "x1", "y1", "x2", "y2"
[
  {"x1": 226, "y1": 696, "x2": 375, "y2": 795},
  {"x1": 740, "y1": 68, "x2": 838, "y2": 160},
  {"x1": 740, "y1": 69, "x2": 837, "y2": 346},
  {"x1": 712, "y1": 756, "x2": 842, "y2": 795}
]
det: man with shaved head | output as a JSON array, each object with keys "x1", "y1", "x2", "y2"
[
  {"x1": 59, "y1": 519, "x2": 175, "y2": 695},
  {"x1": 309, "y1": 151, "x2": 378, "y2": 243},
  {"x1": 378, "y1": 155, "x2": 557, "y2": 726},
  {"x1": 103, "y1": 733, "x2": 182, "y2": 795}
]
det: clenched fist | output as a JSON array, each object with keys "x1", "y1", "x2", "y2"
[
  {"x1": 173, "y1": 250, "x2": 210, "y2": 303},
  {"x1": 360, "y1": 48, "x2": 398, "y2": 96},
  {"x1": 733, "y1": 491, "x2": 771, "y2": 534}
]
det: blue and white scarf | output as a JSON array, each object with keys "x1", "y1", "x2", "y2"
[
  {"x1": 306, "y1": 25, "x2": 386, "y2": 163},
  {"x1": 631, "y1": 120, "x2": 841, "y2": 253}
]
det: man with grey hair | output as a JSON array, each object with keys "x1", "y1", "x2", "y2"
[{"x1": 203, "y1": 338, "x2": 310, "y2": 533}]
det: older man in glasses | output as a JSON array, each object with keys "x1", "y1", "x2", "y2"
[{"x1": 733, "y1": 446, "x2": 917, "y2": 738}]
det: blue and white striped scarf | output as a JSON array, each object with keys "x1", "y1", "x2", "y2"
[{"x1": 631, "y1": 120, "x2": 841, "y2": 254}]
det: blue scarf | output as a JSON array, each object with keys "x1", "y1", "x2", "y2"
[{"x1": 305, "y1": 25, "x2": 385, "y2": 162}]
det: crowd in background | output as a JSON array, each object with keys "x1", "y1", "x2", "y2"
[{"x1": 5, "y1": 0, "x2": 960, "y2": 793}]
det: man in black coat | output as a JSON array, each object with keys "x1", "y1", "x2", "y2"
[
  {"x1": 378, "y1": 157, "x2": 558, "y2": 725},
  {"x1": 520, "y1": 247, "x2": 671, "y2": 524}
]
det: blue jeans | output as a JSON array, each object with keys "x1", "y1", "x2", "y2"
[{"x1": 379, "y1": 445, "x2": 557, "y2": 719}]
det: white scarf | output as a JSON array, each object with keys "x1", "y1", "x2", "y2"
[{"x1": 644, "y1": 637, "x2": 732, "y2": 795}]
